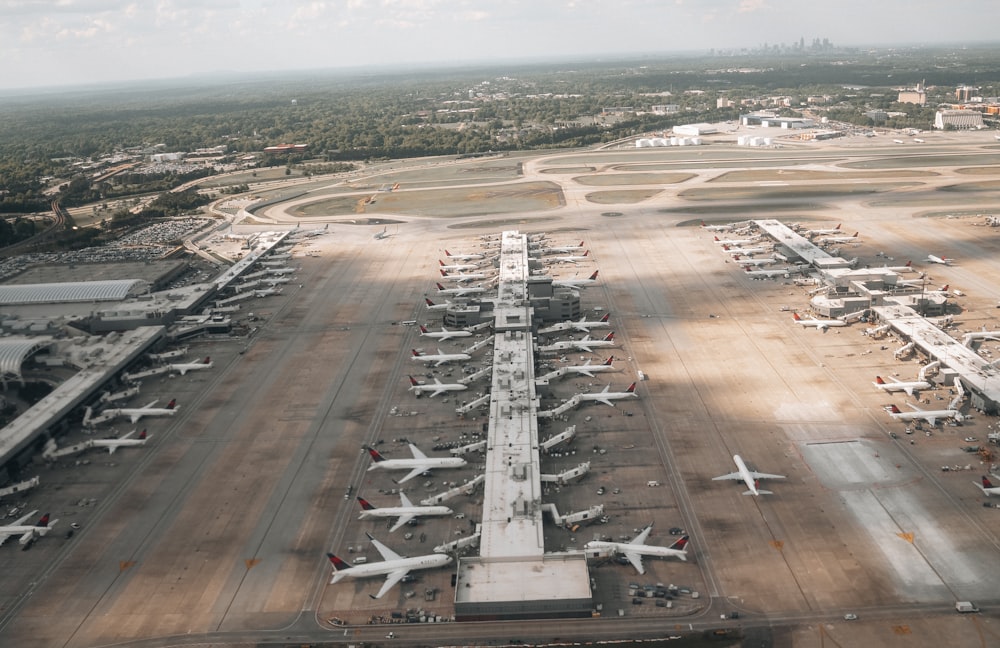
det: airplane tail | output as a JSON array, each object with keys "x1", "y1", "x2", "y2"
[
  {"x1": 411, "y1": 349, "x2": 422, "y2": 357},
  {"x1": 419, "y1": 325, "x2": 429, "y2": 334},
  {"x1": 982, "y1": 476, "x2": 996, "y2": 492},
  {"x1": 875, "y1": 376, "x2": 886, "y2": 385},
  {"x1": 792, "y1": 313, "x2": 802, "y2": 321},
  {"x1": 889, "y1": 404, "x2": 903, "y2": 414},
  {"x1": 625, "y1": 383, "x2": 637, "y2": 393},
  {"x1": 139, "y1": 429, "x2": 147, "y2": 440},
  {"x1": 326, "y1": 552, "x2": 352, "y2": 571},
  {"x1": 588, "y1": 270, "x2": 599, "y2": 280},
  {"x1": 440, "y1": 269, "x2": 449, "y2": 277},
  {"x1": 583, "y1": 250, "x2": 590, "y2": 257},
  {"x1": 425, "y1": 298, "x2": 436, "y2": 307},
  {"x1": 435, "y1": 283, "x2": 446, "y2": 291},
  {"x1": 603, "y1": 356, "x2": 614, "y2": 366},
  {"x1": 670, "y1": 535, "x2": 690, "y2": 552},
  {"x1": 408, "y1": 376, "x2": 419, "y2": 387},
  {"x1": 357, "y1": 497, "x2": 377, "y2": 511},
  {"x1": 603, "y1": 332, "x2": 614, "y2": 342},
  {"x1": 905, "y1": 260, "x2": 912, "y2": 267},
  {"x1": 202, "y1": 357, "x2": 211, "y2": 364},
  {"x1": 600, "y1": 312, "x2": 610, "y2": 322},
  {"x1": 166, "y1": 399, "x2": 177, "y2": 410},
  {"x1": 366, "y1": 446, "x2": 387, "y2": 463},
  {"x1": 445, "y1": 249, "x2": 453, "y2": 257}
]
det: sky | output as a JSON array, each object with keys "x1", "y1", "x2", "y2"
[{"x1": 1, "y1": 0, "x2": 997, "y2": 91}]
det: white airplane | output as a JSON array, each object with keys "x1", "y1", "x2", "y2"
[
  {"x1": 364, "y1": 443, "x2": 467, "y2": 484},
  {"x1": 290, "y1": 223, "x2": 329, "y2": 238},
  {"x1": 266, "y1": 267, "x2": 297, "y2": 275},
  {"x1": 89, "y1": 399, "x2": 178, "y2": 425},
  {"x1": 546, "y1": 250, "x2": 590, "y2": 264},
  {"x1": 926, "y1": 253, "x2": 955, "y2": 265},
  {"x1": 563, "y1": 356, "x2": 618, "y2": 378},
  {"x1": 169, "y1": 356, "x2": 213, "y2": 376},
  {"x1": 444, "y1": 249, "x2": 485, "y2": 261},
  {"x1": 792, "y1": 312, "x2": 848, "y2": 331},
  {"x1": 744, "y1": 267, "x2": 790, "y2": 279},
  {"x1": 410, "y1": 348, "x2": 471, "y2": 367},
  {"x1": 805, "y1": 223, "x2": 842, "y2": 236},
  {"x1": 327, "y1": 533, "x2": 453, "y2": 599},
  {"x1": 423, "y1": 297, "x2": 456, "y2": 312},
  {"x1": 435, "y1": 282, "x2": 485, "y2": 297},
  {"x1": 407, "y1": 375, "x2": 468, "y2": 398},
  {"x1": 886, "y1": 403, "x2": 963, "y2": 426},
  {"x1": 254, "y1": 288, "x2": 282, "y2": 297},
  {"x1": 733, "y1": 255, "x2": 779, "y2": 267},
  {"x1": 0, "y1": 510, "x2": 59, "y2": 546},
  {"x1": 873, "y1": 375, "x2": 932, "y2": 397},
  {"x1": 713, "y1": 454, "x2": 786, "y2": 496},
  {"x1": 439, "y1": 260, "x2": 480, "y2": 272},
  {"x1": 584, "y1": 524, "x2": 688, "y2": 574},
  {"x1": 418, "y1": 324, "x2": 472, "y2": 341},
  {"x1": 147, "y1": 347, "x2": 188, "y2": 362},
  {"x1": 538, "y1": 313, "x2": 610, "y2": 335},
  {"x1": 577, "y1": 382, "x2": 638, "y2": 407},
  {"x1": 817, "y1": 231, "x2": 859, "y2": 245},
  {"x1": 545, "y1": 240, "x2": 585, "y2": 254},
  {"x1": 701, "y1": 221, "x2": 735, "y2": 232},
  {"x1": 539, "y1": 332, "x2": 616, "y2": 354},
  {"x1": 43, "y1": 429, "x2": 151, "y2": 460},
  {"x1": 373, "y1": 226, "x2": 390, "y2": 240},
  {"x1": 975, "y1": 475, "x2": 1000, "y2": 496},
  {"x1": 714, "y1": 235, "x2": 758, "y2": 247},
  {"x1": 552, "y1": 270, "x2": 599, "y2": 290},
  {"x1": 356, "y1": 492, "x2": 453, "y2": 532},
  {"x1": 439, "y1": 269, "x2": 488, "y2": 283}
]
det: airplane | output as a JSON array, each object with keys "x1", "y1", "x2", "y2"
[
  {"x1": 817, "y1": 232, "x2": 859, "y2": 245},
  {"x1": 364, "y1": 443, "x2": 467, "y2": 483},
  {"x1": 254, "y1": 288, "x2": 283, "y2": 297},
  {"x1": 544, "y1": 241, "x2": 585, "y2": 254},
  {"x1": 792, "y1": 312, "x2": 848, "y2": 332},
  {"x1": 539, "y1": 332, "x2": 616, "y2": 354},
  {"x1": 886, "y1": 403, "x2": 963, "y2": 427},
  {"x1": 562, "y1": 356, "x2": 618, "y2": 378},
  {"x1": 546, "y1": 251, "x2": 590, "y2": 264},
  {"x1": 169, "y1": 357, "x2": 213, "y2": 376},
  {"x1": 289, "y1": 223, "x2": 329, "y2": 238},
  {"x1": 926, "y1": 253, "x2": 954, "y2": 265},
  {"x1": 423, "y1": 297, "x2": 456, "y2": 312},
  {"x1": 88, "y1": 399, "x2": 178, "y2": 425},
  {"x1": 439, "y1": 260, "x2": 480, "y2": 272},
  {"x1": 265, "y1": 267, "x2": 297, "y2": 275},
  {"x1": 701, "y1": 221, "x2": 735, "y2": 232},
  {"x1": 411, "y1": 348, "x2": 471, "y2": 367},
  {"x1": 327, "y1": 532, "x2": 453, "y2": 599},
  {"x1": 576, "y1": 382, "x2": 638, "y2": 407},
  {"x1": 43, "y1": 429, "x2": 151, "y2": 460},
  {"x1": 374, "y1": 227, "x2": 390, "y2": 240},
  {"x1": 723, "y1": 244, "x2": 770, "y2": 256},
  {"x1": 733, "y1": 255, "x2": 779, "y2": 267},
  {"x1": 435, "y1": 282, "x2": 485, "y2": 298},
  {"x1": 975, "y1": 475, "x2": 1000, "y2": 496},
  {"x1": 439, "y1": 269, "x2": 488, "y2": 283},
  {"x1": 873, "y1": 375, "x2": 932, "y2": 397},
  {"x1": 538, "y1": 313, "x2": 610, "y2": 335},
  {"x1": 552, "y1": 270, "x2": 599, "y2": 290},
  {"x1": 744, "y1": 267, "x2": 791, "y2": 279},
  {"x1": 584, "y1": 524, "x2": 688, "y2": 574},
  {"x1": 0, "y1": 510, "x2": 59, "y2": 546},
  {"x1": 444, "y1": 249, "x2": 485, "y2": 261},
  {"x1": 418, "y1": 325, "x2": 472, "y2": 341},
  {"x1": 805, "y1": 223, "x2": 842, "y2": 236},
  {"x1": 356, "y1": 492, "x2": 453, "y2": 532},
  {"x1": 407, "y1": 376, "x2": 468, "y2": 398},
  {"x1": 714, "y1": 236, "x2": 758, "y2": 247},
  {"x1": 712, "y1": 454, "x2": 786, "y2": 496}
]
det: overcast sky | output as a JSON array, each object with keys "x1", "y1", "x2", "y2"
[{"x1": 1, "y1": 0, "x2": 996, "y2": 91}]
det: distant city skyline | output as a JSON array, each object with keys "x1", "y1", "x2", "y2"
[{"x1": 1, "y1": 0, "x2": 997, "y2": 91}]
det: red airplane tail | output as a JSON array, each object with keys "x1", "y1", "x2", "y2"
[
  {"x1": 603, "y1": 332, "x2": 614, "y2": 342},
  {"x1": 435, "y1": 282, "x2": 446, "y2": 291},
  {"x1": 138, "y1": 429, "x2": 147, "y2": 440},
  {"x1": 625, "y1": 383, "x2": 637, "y2": 393},
  {"x1": 582, "y1": 250, "x2": 590, "y2": 257},
  {"x1": 366, "y1": 446, "x2": 387, "y2": 463},
  {"x1": 440, "y1": 269, "x2": 449, "y2": 277},
  {"x1": 438, "y1": 260, "x2": 445, "y2": 266},
  {"x1": 905, "y1": 260, "x2": 912, "y2": 268},
  {"x1": 875, "y1": 376, "x2": 886, "y2": 385},
  {"x1": 165, "y1": 398, "x2": 177, "y2": 410},
  {"x1": 357, "y1": 497, "x2": 376, "y2": 511},
  {"x1": 599, "y1": 313, "x2": 610, "y2": 322},
  {"x1": 202, "y1": 357, "x2": 210, "y2": 364},
  {"x1": 889, "y1": 404, "x2": 902, "y2": 414},
  {"x1": 983, "y1": 476, "x2": 996, "y2": 489},
  {"x1": 444, "y1": 249, "x2": 453, "y2": 257},
  {"x1": 588, "y1": 270, "x2": 599, "y2": 280},
  {"x1": 670, "y1": 535, "x2": 689, "y2": 551},
  {"x1": 408, "y1": 376, "x2": 419, "y2": 386},
  {"x1": 602, "y1": 356, "x2": 614, "y2": 366},
  {"x1": 36, "y1": 513, "x2": 50, "y2": 527},
  {"x1": 792, "y1": 313, "x2": 802, "y2": 321},
  {"x1": 326, "y1": 553, "x2": 351, "y2": 570},
  {"x1": 714, "y1": 236, "x2": 720, "y2": 241},
  {"x1": 425, "y1": 298, "x2": 436, "y2": 307},
  {"x1": 411, "y1": 349, "x2": 422, "y2": 357},
  {"x1": 419, "y1": 325, "x2": 429, "y2": 334}
]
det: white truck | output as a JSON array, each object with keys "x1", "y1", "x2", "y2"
[{"x1": 956, "y1": 601, "x2": 980, "y2": 613}]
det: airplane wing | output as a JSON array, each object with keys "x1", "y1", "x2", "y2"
[
  {"x1": 398, "y1": 467, "x2": 425, "y2": 484},
  {"x1": 748, "y1": 471, "x2": 786, "y2": 480},
  {"x1": 630, "y1": 525, "x2": 653, "y2": 545},
  {"x1": 622, "y1": 551, "x2": 645, "y2": 575},
  {"x1": 367, "y1": 533, "x2": 403, "y2": 561},
  {"x1": 712, "y1": 472, "x2": 742, "y2": 481},
  {"x1": 594, "y1": 397, "x2": 615, "y2": 407},
  {"x1": 389, "y1": 514, "x2": 414, "y2": 533},
  {"x1": 373, "y1": 568, "x2": 410, "y2": 599},
  {"x1": 0, "y1": 530, "x2": 16, "y2": 546},
  {"x1": 409, "y1": 445, "x2": 428, "y2": 460}
]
